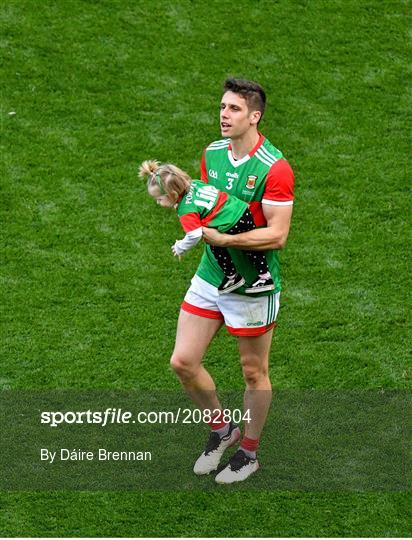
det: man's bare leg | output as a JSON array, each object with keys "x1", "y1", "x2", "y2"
[
  {"x1": 214, "y1": 328, "x2": 273, "y2": 483},
  {"x1": 171, "y1": 309, "x2": 241, "y2": 475},
  {"x1": 170, "y1": 309, "x2": 223, "y2": 411},
  {"x1": 238, "y1": 328, "x2": 273, "y2": 440}
]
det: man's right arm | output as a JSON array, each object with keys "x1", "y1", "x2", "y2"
[{"x1": 203, "y1": 204, "x2": 293, "y2": 251}]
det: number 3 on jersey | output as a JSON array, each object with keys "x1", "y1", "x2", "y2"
[
  {"x1": 194, "y1": 185, "x2": 219, "y2": 211},
  {"x1": 225, "y1": 177, "x2": 234, "y2": 190}
]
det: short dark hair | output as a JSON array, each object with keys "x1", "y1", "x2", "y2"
[{"x1": 223, "y1": 78, "x2": 266, "y2": 121}]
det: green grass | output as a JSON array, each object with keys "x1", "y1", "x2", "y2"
[
  {"x1": 0, "y1": 492, "x2": 410, "y2": 537},
  {"x1": 1, "y1": 0, "x2": 411, "y2": 536}
]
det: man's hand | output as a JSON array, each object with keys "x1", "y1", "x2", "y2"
[
  {"x1": 203, "y1": 205, "x2": 293, "y2": 251},
  {"x1": 202, "y1": 227, "x2": 229, "y2": 247}
]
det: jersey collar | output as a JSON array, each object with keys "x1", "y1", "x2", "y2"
[{"x1": 227, "y1": 132, "x2": 265, "y2": 168}]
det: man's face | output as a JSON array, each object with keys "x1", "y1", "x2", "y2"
[{"x1": 220, "y1": 91, "x2": 260, "y2": 139}]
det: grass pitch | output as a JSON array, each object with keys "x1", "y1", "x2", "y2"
[{"x1": 1, "y1": 0, "x2": 411, "y2": 536}]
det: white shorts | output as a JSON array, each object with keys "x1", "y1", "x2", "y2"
[{"x1": 181, "y1": 275, "x2": 280, "y2": 336}]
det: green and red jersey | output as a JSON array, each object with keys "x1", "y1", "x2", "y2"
[
  {"x1": 197, "y1": 133, "x2": 294, "y2": 295},
  {"x1": 177, "y1": 180, "x2": 248, "y2": 234}
]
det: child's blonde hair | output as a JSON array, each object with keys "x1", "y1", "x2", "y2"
[{"x1": 139, "y1": 160, "x2": 192, "y2": 203}]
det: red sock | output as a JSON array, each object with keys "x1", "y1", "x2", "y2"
[
  {"x1": 240, "y1": 436, "x2": 259, "y2": 453},
  {"x1": 208, "y1": 410, "x2": 228, "y2": 431}
]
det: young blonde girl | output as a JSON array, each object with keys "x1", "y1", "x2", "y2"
[{"x1": 139, "y1": 160, "x2": 274, "y2": 294}]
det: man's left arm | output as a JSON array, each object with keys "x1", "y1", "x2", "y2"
[{"x1": 202, "y1": 204, "x2": 293, "y2": 251}]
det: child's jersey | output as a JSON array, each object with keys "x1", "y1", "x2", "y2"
[
  {"x1": 197, "y1": 133, "x2": 294, "y2": 296},
  {"x1": 177, "y1": 179, "x2": 247, "y2": 234}
]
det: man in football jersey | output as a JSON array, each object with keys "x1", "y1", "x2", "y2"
[{"x1": 170, "y1": 78, "x2": 294, "y2": 483}]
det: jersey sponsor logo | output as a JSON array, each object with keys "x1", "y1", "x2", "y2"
[
  {"x1": 246, "y1": 175, "x2": 257, "y2": 189},
  {"x1": 226, "y1": 172, "x2": 239, "y2": 179},
  {"x1": 208, "y1": 169, "x2": 218, "y2": 179}
]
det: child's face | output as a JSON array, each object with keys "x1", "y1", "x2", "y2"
[
  {"x1": 149, "y1": 186, "x2": 175, "y2": 208},
  {"x1": 155, "y1": 195, "x2": 175, "y2": 208}
]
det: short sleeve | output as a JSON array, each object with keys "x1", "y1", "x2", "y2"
[
  {"x1": 179, "y1": 213, "x2": 202, "y2": 233},
  {"x1": 262, "y1": 158, "x2": 294, "y2": 206}
]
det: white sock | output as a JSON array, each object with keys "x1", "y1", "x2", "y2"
[
  {"x1": 241, "y1": 447, "x2": 256, "y2": 459},
  {"x1": 213, "y1": 423, "x2": 230, "y2": 437}
]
